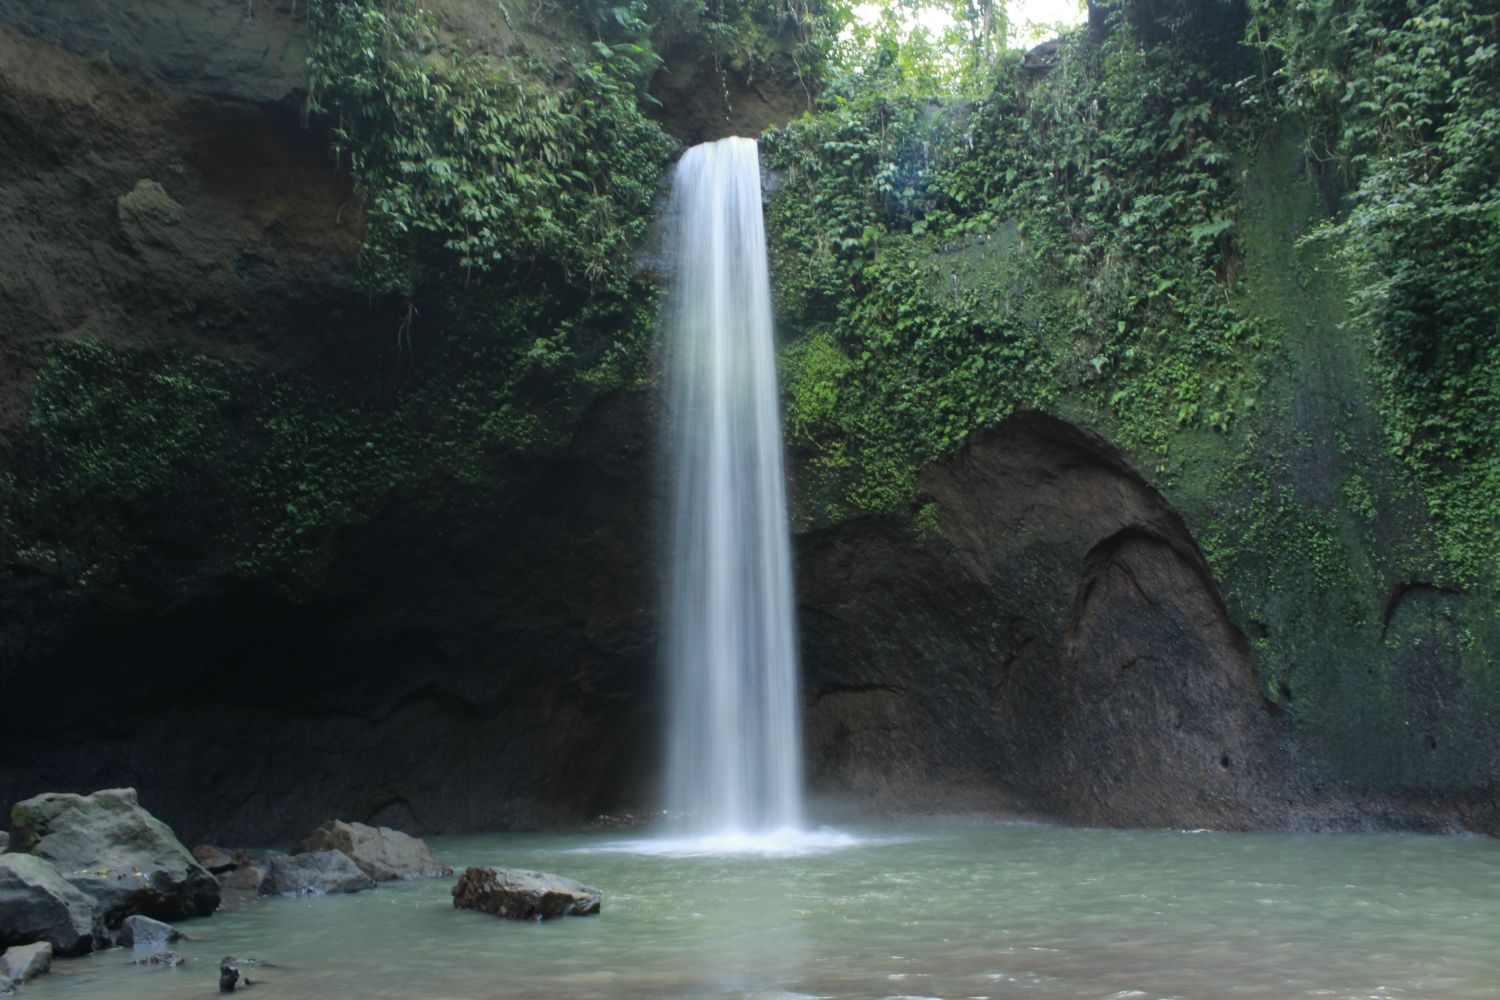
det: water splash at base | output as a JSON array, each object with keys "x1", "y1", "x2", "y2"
[{"x1": 584, "y1": 827, "x2": 862, "y2": 858}]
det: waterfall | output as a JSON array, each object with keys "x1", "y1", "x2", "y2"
[{"x1": 662, "y1": 136, "x2": 804, "y2": 836}]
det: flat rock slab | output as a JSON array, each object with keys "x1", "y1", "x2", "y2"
[{"x1": 451, "y1": 867, "x2": 600, "y2": 920}]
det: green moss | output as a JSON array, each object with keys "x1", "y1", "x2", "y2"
[{"x1": 912, "y1": 500, "x2": 942, "y2": 542}]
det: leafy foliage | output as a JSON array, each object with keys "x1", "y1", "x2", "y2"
[
  {"x1": 306, "y1": 0, "x2": 676, "y2": 298},
  {"x1": 1250, "y1": 0, "x2": 1500, "y2": 578},
  {"x1": 763, "y1": 6, "x2": 1264, "y2": 518}
]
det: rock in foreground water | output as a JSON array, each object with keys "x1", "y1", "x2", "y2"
[
  {"x1": 9, "y1": 788, "x2": 219, "y2": 922},
  {"x1": 0, "y1": 853, "x2": 104, "y2": 956},
  {"x1": 451, "y1": 867, "x2": 600, "y2": 920},
  {"x1": 260, "y1": 851, "x2": 373, "y2": 896},
  {"x1": 1, "y1": 941, "x2": 53, "y2": 982},
  {"x1": 294, "y1": 820, "x2": 451, "y2": 881},
  {"x1": 118, "y1": 914, "x2": 181, "y2": 949}
]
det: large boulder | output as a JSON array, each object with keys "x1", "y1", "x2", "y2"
[
  {"x1": 259, "y1": 851, "x2": 373, "y2": 897},
  {"x1": 451, "y1": 867, "x2": 601, "y2": 920},
  {"x1": 0, "y1": 853, "x2": 103, "y2": 956},
  {"x1": 0, "y1": 941, "x2": 51, "y2": 983},
  {"x1": 293, "y1": 821, "x2": 451, "y2": 881},
  {"x1": 9, "y1": 788, "x2": 219, "y2": 923}
]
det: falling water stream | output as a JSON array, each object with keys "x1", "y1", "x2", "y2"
[{"x1": 661, "y1": 136, "x2": 804, "y2": 841}]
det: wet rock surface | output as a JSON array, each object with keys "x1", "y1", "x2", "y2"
[
  {"x1": 0, "y1": 941, "x2": 52, "y2": 983},
  {"x1": 9, "y1": 788, "x2": 219, "y2": 923},
  {"x1": 260, "y1": 851, "x2": 373, "y2": 897},
  {"x1": 0, "y1": 853, "x2": 105, "y2": 957},
  {"x1": 451, "y1": 867, "x2": 601, "y2": 920},
  {"x1": 117, "y1": 914, "x2": 181, "y2": 949},
  {"x1": 293, "y1": 821, "x2": 451, "y2": 881}
]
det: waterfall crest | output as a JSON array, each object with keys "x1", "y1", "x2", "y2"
[{"x1": 663, "y1": 136, "x2": 804, "y2": 836}]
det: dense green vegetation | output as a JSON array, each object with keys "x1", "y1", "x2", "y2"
[
  {"x1": 760, "y1": 0, "x2": 1497, "y2": 590},
  {"x1": 305, "y1": 0, "x2": 675, "y2": 299},
  {"x1": 765, "y1": 0, "x2": 1266, "y2": 519},
  {"x1": 1248, "y1": 0, "x2": 1499, "y2": 580}
]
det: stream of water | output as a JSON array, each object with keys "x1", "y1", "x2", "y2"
[
  {"x1": 663, "y1": 136, "x2": 803, "y2": 837},
  {"x1": 25, "y1": 823, "x2": 1499, "y2": 1000}
]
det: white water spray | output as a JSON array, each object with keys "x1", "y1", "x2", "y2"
[{"x1": 662, "y1": 136, "x2": 804, "y2": 839}]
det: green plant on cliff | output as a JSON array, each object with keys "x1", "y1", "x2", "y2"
[
  {"x1": 1249, "y1": 0, "x2": 1500, "y2": 579},
  {"x1": 652, "y1": 0, "x2": 849, "y2": 90},
  {"x1": 763, "y1": 4, "x2": 1265, "y2": 519},
  {"x1": 0, "y1": 342, "x2": 244, "y2": 583},
  {"x1": 305, "y1": 0, "x2": 675, "y2": 299}
]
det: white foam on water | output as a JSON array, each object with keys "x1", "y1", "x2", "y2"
[{"x1": 581, "y1": 826, "x2": 864, "y2": 858}]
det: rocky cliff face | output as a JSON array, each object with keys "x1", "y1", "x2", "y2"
[
  {"x1": 0, "y1": 1, "x2": 662, "y2": 843},
  {"x1": 796, "y1": 412, "x2": 1498, "y2": 835},
  {"x1": 1, "y1": 1, "x2": 1494, "y2": 843}
]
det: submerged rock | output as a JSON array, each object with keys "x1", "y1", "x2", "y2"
[
  {"x1": 451, "y1": 867, "x2": 601, "y2": 920},
  {"x1": 9, "y1": 788, "x2": 219, "y2": 923},
  {"x1": 118, "y1": 914, "x2": 181, "y2": 949},
  {"x1": 1, "y1": 941, "x2": 52, "y2": 982},
  {"x1": 260, "y1": 851, "x2": 373, "y2": 897},
  {"x1": 293, "y1": 821, "x2": 451, "y2": 881},
  {"x1": 219, "y1": 955, "x2": 240, "y2": 992},
  {"x1": 132, "y1": 950, "x2": 184, "y2": 967},
  {"x1": 0, "y1": 853, "x2": 104, "y2": 956}
]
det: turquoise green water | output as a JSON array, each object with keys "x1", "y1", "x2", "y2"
[{"x1": 27, "y1": 823, "x2": 1500, "y2": 999}]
